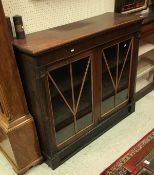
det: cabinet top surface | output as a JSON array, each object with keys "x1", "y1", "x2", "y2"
[{"x1": 13, "y1": 12, "x2": 142, "y2": 55}]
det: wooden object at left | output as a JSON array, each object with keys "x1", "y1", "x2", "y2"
[{"x1": 0, "y1": 1, "x2": 42, "y2": 174}]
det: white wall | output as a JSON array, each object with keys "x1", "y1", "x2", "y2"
[{"x1": 2, "y1": 0, "x2": 115, "y2": 34}]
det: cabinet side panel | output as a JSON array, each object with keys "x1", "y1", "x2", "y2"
[{"x1": 16, "y1": 53, "x2": 57, "y2": 157}]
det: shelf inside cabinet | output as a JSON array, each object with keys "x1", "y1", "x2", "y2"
[
  {"x1": 142, "y1": 33, "x2": 154, "y2": 45},
  {"x1": 137, "y1": 47, "x2": 154, "y2": 79},
  {"x1": 49, "y1": 57, "x2": 91, "y2": 98},
  {"x1": 136, "y1": 73, "x2": 153, "y2": 92},
  {"x1": 136, "y1": 36, "x2": 154, "y2": 94},
  {"x1": 102, "y1": 70, "x2": 129, "y2": 100},
  {"x1": 137, "y1": 59, "x2": 154, "y2": 79},
  {"x1": 141, "y1": 48, "x2": 154, "y2": 63},
  {"x1": 51, "y1": 81, "x2": 92, "y2": 128},
  {"x1": 139, "y1": 41, "x2": 154, "y2": 57}
]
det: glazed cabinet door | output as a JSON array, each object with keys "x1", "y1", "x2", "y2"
[
  {"x1": 100, "y1": 37, "x2": 134, "y2": 118},
  {"x1": 45, "y1": 52, "x2": 95, "y2": 148}
]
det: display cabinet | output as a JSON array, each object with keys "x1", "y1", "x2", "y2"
[
  {"x1": 136, "y1": 36, "x2": 154, "y2": 97},
  {"x1": 115, "y1": 0, "x2": 154, "y2": 101},
  {"x1": 13, "y1": 12, "x2": 142, "y2": 169},
  {"x1": 136, "y1": 8, "x2": 154, "y2": 100}
]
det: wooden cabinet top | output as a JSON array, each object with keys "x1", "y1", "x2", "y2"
[{"x1": 13, "y1": 12, "x2": 142, "y2": 55}]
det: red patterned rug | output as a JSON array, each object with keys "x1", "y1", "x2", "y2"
[{"x1": 100, "y1": 128, "x2": 154, "y2": 175}]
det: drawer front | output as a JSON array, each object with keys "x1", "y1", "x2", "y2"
[{"x1": 36, "y1": 23, "x2": 141, "y2": 67}]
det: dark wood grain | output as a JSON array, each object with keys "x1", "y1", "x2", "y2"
[
  {"x1": 14, "y1": 12, "x2": 142, "y2": 169},
  {"x1": 13, "y1": 12, "x2": 142, "y2": 55},
  {"x1": 0, "y1": 0, "x2": 27, "y2": 121}
]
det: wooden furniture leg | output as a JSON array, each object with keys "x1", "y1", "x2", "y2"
[{"x1": 0, "y1": 1, "x2": 42, "y2": 174}]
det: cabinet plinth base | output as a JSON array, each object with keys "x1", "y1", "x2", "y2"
[
  {"x1": 0, "y1": 114, "x2": 43, "y2": 175},
  {"x1": 43, "y1": 102, "x2": 135, "y2": 170}
]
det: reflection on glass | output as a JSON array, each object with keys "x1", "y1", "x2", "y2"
[
  {"x1": 115, "y1": 40, "x2": 131, "y2": 106},
  {"x1": 101, "y1": 39, "x2": 132, "y2": 116},
  {"x1": 115, "y1": 89, "x2": 128, "y2": 106},
  {"x1": 72, "y1": 58, "x2": 92, "y2": 131},
  {"x1": 103, "y1": 45, "x2": 117, "y2": 84},
  {"x1": 49, "y1": 68, "x2": 75, "y2": 145},
  {"x1": 101, "y1": 96, "x2": 114, "y2": 115},
  {"x1": 50, "y1": 65, "x2": 73, "y2": 108},
  {"x1": 48, "y1": 57, "x2": 93, "y2": 145}
]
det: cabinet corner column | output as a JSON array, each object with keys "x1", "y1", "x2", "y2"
[{"x1": 0, "y1": 1, "x2": 42, "y2": 174}]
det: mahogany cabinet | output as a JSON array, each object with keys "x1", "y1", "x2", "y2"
[{"x1": 13, "y1": 12, "x2": 142, "y2": 169}]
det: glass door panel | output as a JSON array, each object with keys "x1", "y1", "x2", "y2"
[
  {"x1": 115, "y1": 39, "x2": 131, "y2": 106},
  {"x1": 49, "y1": 65, "x2": 75, "y2": 145},
  {"x1": 72, "y1": 58, "x2": 93, "y2": 132},
  {"x1": 47, "y1": 56, "x2": 93, "y2": 146},
  {"x1": 101, "y1": 38, "x2": 132, "y2": 117},
  {"x1": 101, "y1": 45, "x2": 117, "y2": 115},
  {"x1": 49, "y1": 65, "x2": 73, "y2": 108}
]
